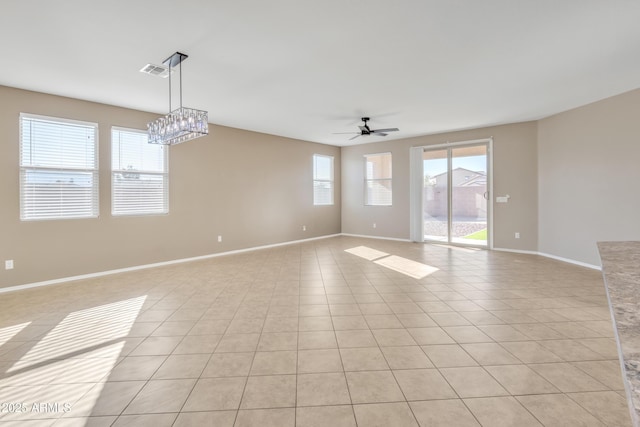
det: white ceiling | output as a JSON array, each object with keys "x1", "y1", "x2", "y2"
[{"x1": 2, "y1": 1, "x2": 640, "y2": 147}]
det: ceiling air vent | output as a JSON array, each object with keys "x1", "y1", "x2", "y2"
[{"x1": 139, "y1": 63, "x2": 171, "y2": 78}]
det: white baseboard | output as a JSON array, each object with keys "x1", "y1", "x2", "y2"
[
  {"x1": 340, "y1": 233, "x2": 412, "y2": 243},
  {"x1": 493, "y1": 247, "x2": 601, "y2": 271},
  {"x1": 0, "y1": 234, "x2": 342, "y2": 294}
]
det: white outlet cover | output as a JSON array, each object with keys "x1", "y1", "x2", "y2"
[{"x1": 5, "y1": 260, "x2": 14, "y2": 270}]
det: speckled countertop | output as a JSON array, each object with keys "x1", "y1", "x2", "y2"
[{"x1": 598, "y1": 241, "x2": 640, "y2": 427}]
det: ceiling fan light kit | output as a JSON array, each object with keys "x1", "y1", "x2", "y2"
[
  {"x1": 334, "y1": 117, "x2": 399, "y2": 141},
  {"x1": 147, "y1": 52, "x2": 209, "y2": 146}
]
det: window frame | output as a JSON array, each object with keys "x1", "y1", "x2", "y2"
[
  {"x1": 111, "y1": 126, "x2": 169, "y2": 217},
  {"x1": 19, "y1": 113, "x2": 99, "y2": 221},
  {"x1": 364, "y1": 152, "x2": 393, "y2": 207},
  {"x1": 313, "y1": 154, "x2": 334, "y2": 206}
]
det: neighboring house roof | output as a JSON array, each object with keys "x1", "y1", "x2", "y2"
[{"x1": 430, "y1": 167, "x2": 486, "y2": 187}]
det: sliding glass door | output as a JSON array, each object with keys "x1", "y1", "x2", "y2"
[{"x1": 423, "y1": 142, "x2": 489, "y2": 246}]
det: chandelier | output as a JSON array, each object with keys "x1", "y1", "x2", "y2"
[{"x1": 147, "y1": 52, "x2": 208, "y2": 145}]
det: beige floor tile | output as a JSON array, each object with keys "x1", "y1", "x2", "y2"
[
  {"x1": 250, "y1": 351, "x2": 297, "y2": 375},
  {"x1": 340, "y1": 347, "x2": 389, "y2": 371},
  {"x1": 442, "y1": 326, "x2": 493, "y2": 343},
  {"x1": 364, "y1": 314, "x2": 403, "y2": 329},
  {"x1": 575, "y1": 338, "x2": 619, "y2": 359},
  {"x1": 234, "y1": 408, "x2": 295, "y2": 427},
  {"x1": 299, "y1": 316, "x2": 333, "y2": 332},
  {"x1": 421, "y1": 344, "x2": 478, "y2": 367},
  {"x1": 64, "y1": 381, "x2": 144, "y2": 417},
  {"x1": 152, "y1": 354, "x2": 209, "y2": 379},
  {"x1": 353, "y1": 402, "x2": 418, "y2": 427},
  {"x1": 358, "y1": 303, "x2": 393, "y2": 315},
  {"x1": 150, "y1": 321, "x2": 194, "y2": 337},
  {"x1": 499, "y1": 341, "x2": 563, "y2": 363},
  {"x1": 299, "y1": 305, "x2": 330, "y2": 317},
  {"x1": 297, "y1": 372, "x2": 351, "y2": 406},
  {"x1": 485, "y1": 364, "x2": 559, "y2": 395},
  {"x1": 335, "y1": 330, "x2": 377, "y2": 348},
  {"x1": 572, "y1": 360, "x2": 626, "y2": 390},
  {"x1": 257, "y1": 332, "x2": 297, "y2": 351},
  {"x1": 538, "y1": 339, "x2": 604, "y2": 361},
  {"x1": 172, "y1": 334, "x2": 221, "y2": 354},
  {"x1": 529, "y1": 362, "x2": 609, "y2": 392},
  {"x1": 187, "y1": 319, "x2": 230, "y2": 335},
  {"x1": 240, "y1": 374, "x2": 296, "y2": 409},
  {"x1": 372, "y1": 329, "x2": 417, "y2": 346},
  {"x1": 393, "y1": 368, "x2": 457, "y2": 400},
  {"x1": 297, "y1": 348, "x2": 343, "y2": 373},
  {"x1": 296, "y1": 405, "x2": 356, "y2": 427},
  {"x1": 298, "y1": 331, "x2": 337, "y2": 350},
  {"x1": 262, "y1": 317, "x2": 298, "y2": 333},
  {"x1": 332, "y1": 315, "x2": 369, "y2": 331},
  {"x1": 182, "y1": 377, "x2": 246, "y2": 411},
  {"x1": 439, "y1": 367, "x2": 509, "y2": 398},
  {"x1": 429, "y1": 312, "x2": 472, "y2": 326},
  {"x1": 410, "y1": 399, "x2": 480, "y2": 427},
  {"x1": 511, "y1": 323, "x2": 565, "y2": 340},
  {"x1": 464, "y1": 396, "x2": 542, "y2": 426},
  {"x1": 215, "y1": 333, "x2": 260, "y2": 353},
  {"x1": 396, "y1": 313, "x2": 437, "y2": 328},
  {"x1": 461, "y1": 343, "x2": 521, "y2": 365},
  {"x1": 517, "y1": 394, "x2": 605, "y2": 427},
  {"x1": 407, "y1": 327, "x2": 455, "y2": 345},
  {"x1": 345, "y1": 370, "x2": 405, "y2": 404},
  {"x1": 123, "y1": 378, "x2": 195, "y2": 414},
  {"x1": 201, "y1": 352, "x2": 254, "y2": 377},
  {"x1": 55, "y1": 416, "x2": 117, "y2": 426},
  {"x1": 107, "y1": 356, "x2": 166, "y2": 381},
  {"x1": 477, "y1": 325, "x2": 530, "y2": 342},
  {"x1": 129, "y1": 336, "x2": 182, "y2": 356},
  {"x1": 380, "y1": 346, "x2": 433, "y2": 369},
  {"x1": 226, "y1": 318, "x2": 264, "y2": 334},
  {"x1": 173, "y1": 411, "x2": 236, "y2": 427},
  {"x1": 112, "y1": 413, "x2": 177, "y2": 427},
  {"x1": 568, "y1": 391, "x2": 632, "y2": 426}
]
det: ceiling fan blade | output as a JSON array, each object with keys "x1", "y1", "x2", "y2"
[
  {"x1": 348, "y1": 134, "x2": 361, "y2": 141},
  {"x1": 358, "y1": 125, "x2": 369, "y2": 132},
  {"x1": 371, "y1": 128, "x2": 399, "y2": 133},
  {"x1": 332, "y1": 132, "x2": 360, "y2": 134}
]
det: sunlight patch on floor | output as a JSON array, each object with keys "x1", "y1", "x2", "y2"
[
  {"x1": 344, "y1": 246, "x2": 390, "y2": 261},
  {"x1": 345, "y1": 246, "x2": 439, "y2": 279},
  {"x1": 374, "y1": 255, "x2": 440, "y2": 279}
]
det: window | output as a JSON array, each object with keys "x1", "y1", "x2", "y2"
[
  {"x1": 313, "y1": 154, "x2": 334, "y2": 205},
  {"x1": 365, "y1": 152, "x2": 392, "y2": 206},
  {"x1": 112, "y1": 127, "x2": 168, "y2": 216},
  {"x1": 19, "y1": 114, "x2": 99, "y2": 221}
]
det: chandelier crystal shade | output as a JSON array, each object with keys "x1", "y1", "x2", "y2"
[{"x1": 147, "y1": 52, "x2": 208, "y2": 146}]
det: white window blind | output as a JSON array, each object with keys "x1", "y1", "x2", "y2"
[
  {"x1": 365, "y1": 152, "x2": 392, "y2": 206},
  {"x1": 19, "y1": 114, "x2": 99, "y2": 221},
  {"x1": 111, "y1": 127, "x2": 168, "y2": 216},
  {"x1": 313, "y1": 154, "x2": 334, "y2": 205}
]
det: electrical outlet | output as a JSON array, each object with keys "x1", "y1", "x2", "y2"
[
  {"x1": 373, "y1": 223, "x2": 377, "y2": 228},
  {"x1": 302, "y1": 225, "x2": 306, "y2": 231},
  {"x1": 217, "y1": 235, "x2": 222, "y2": 242},
  {"x1": 515, "y1": 232, "x2": 520, "y2": 239},
  {"x1": 5, "y1": 260, "x2": 14, "y2": 270}
]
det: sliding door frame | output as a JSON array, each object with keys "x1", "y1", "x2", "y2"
[{"x1": 410, "y1": 138, "x2": 493, "y2": 249}]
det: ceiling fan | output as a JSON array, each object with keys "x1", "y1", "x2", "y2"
[{"x1": 334, "y1": 117, "x2": 399, "y2": 141}]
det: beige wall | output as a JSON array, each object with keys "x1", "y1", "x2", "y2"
[
  {"x1": 538, "y1": 88, "x2": 640, "y2": 266},
  {"x1": 341, "y1": 122, "x2": 539, "y2": 251},
  {"x1": 0, "y1": 86, "x2": 341, "y2": 288}
]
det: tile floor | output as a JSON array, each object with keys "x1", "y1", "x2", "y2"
[{"x1": 0, "y1": 236, "x2": 632, "y2": 426}]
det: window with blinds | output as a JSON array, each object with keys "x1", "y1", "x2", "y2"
[
  {"x1": 19, "y1": 114, "x2": 99, "y2": 221},
  {"x1": 365, "y1": 152, "x2": 392, "y2": 206},
  {"x1": 111, "y1": 127, "x2": 168, "y2": 216},
  {"x1": 313, "y1": 154, "x2": 334, "y2": 205}
]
